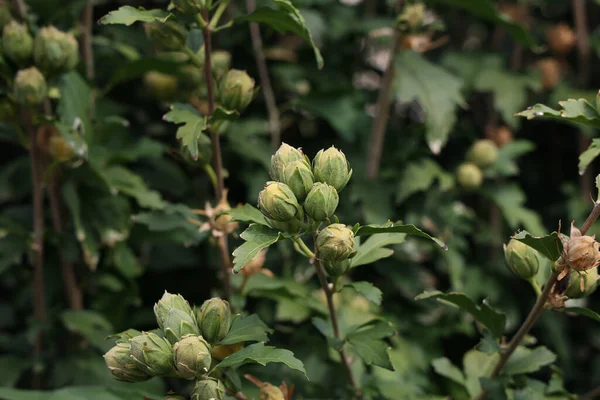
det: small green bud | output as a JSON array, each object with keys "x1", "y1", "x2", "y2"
[
  {"x1": 3, "y1": 21, "x2": 32, "y2": 65},
  {"x1": 270, "y1": 143, "x2": 305, "y2": 181},
  {"x1": 154, "y1": 291, "x2": 198, "y2": 344},
  {"x1": 144, "y1": 21, "x2": 186, "y2": 51},
  {"x1": 33, "y1": 26, "x2": 78, "y2": 75},
  {"x1": 0, "y1": 4, "x2": 12, "y2": 31},
  {"x1": 280, "y1": 160, "x2": 314, "y2": 201},
  {"x1": 503, "y1": 239, "x2": 539, "y2": 280},
  {"x1": 129, "y1": 332, "x2": 175, "y2": 376},
  {"x1": 104, "y1": 343, "x2": 151, "y2": 382},
  {"x1": 172, "y1": 0, "x2": 209, "y2": 14},
  {"x1": 316, "y1": 224, "x2": 356, "y2": 262},
  {"x1": 173, "y1": 335, "x2": 211, "y2": 378},
  {"x1": 304, "y1": 182, "x2": 339, "y2": 221},
  {"x1": 258, "y1": 181, "x2": 302, "y2": 222},
  {"x1": 259, "y1": 384, "x2": 286, "y2": 400},
  {"x1": 456, "y1": 162, "x2": 482, "y2": 190},
  {"x1": 144, "y1": 71, "x2": 179, "y2": 101},
  {"x1": 13, "y1": 67, "x2": 47, "y2": 105},
  {"x1": 192, "y1": 378, "x2": 226, "y2": 400},
  {"x1": 324, "y1": 260, "x2": 351, "y2": 277},
  {"x1": 564, "y1": 268, "x2": 599, "y2": 299},
  {"x1": 216, "y1": 69, "x2": 255, "y2": 112},
  {"x1": 197, "y1": 297, "x2": 232, "y2": 344},
  {"x1": 467, "y1": 139, "x2": 498, "y2": 169},
  {"x1": 312, "y1": 146, "x2": 353, "y2": 192},
  {"x1": 211, "y1": 50, "x2": 231, "y2": 76}
]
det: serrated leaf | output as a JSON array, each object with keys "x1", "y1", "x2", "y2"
[
  {"x1": 101, "y1": 166, "x2": 166, "y2": 210},
  {"x1": 350, "y1": 233, "x2": 406, "y2": 268},
  {"x1": 355, "y1": 221, "x2": 447, "y2": 250},
  {"x1": 225, "y1": 204, "x2": 270, "y2": 226},
  {"x1": 164, "y1": 103, "x2": 209, "y2": 161},
  {"x1": 394, "y1": 51, "x2": 465, "y2": 154},
  {"x1": 463, "y1": 349, "x2": 500, "y2": 397},
  {"x1": 233, "y1": 224, "x2": 281, "y2": 272},
  {"x1": 218, "y1": 314, "x2": 273, "y2": 345},
  {"x1": 61, "y1": 310, "x2": 113, "y2": 352},
  {"x1": 396, "y1": 158, "x2": 454, "y2": 203},
  {"x1": 343, "y1": 281, "x2": 382, "y2": 305},
  {"x1": 99, "y1": 6, "x2": 171, "y2": 26},
  {"x1": 561, "y1": 306, "x2": 600, "y2": 322},
  {"x1": 483, "y1": 184, "x2": 545, "y2": 236},
  {"x1": 579, "y1": 139, "x2": 600, "y2": 175},
  {"x1": 133, "y1": 203, "x2": 207, "y2": 245},
  {"x1": 512, "y1": 231, "x2": 562, "y2": 261},
  {"x1": 215, "y1": 342, "x2": 307, "y2": 378},
  {"x1": 62, "y1": 181, "x2": 99, "y2": 270},
  {"x1": 431, "y1": 357, "x2": 466, "y2": 385},
  {"x1": 516, "y1": 99, "x2": 600, "y2": 129},
  {"x1": 476, "y1": 330, "x2": 501, "y2": 354},
  {"x1": 415, "y1": 291, "x2": 506, "y2": 339},
  {"x1": 240, "y1": 0, "x2": 323, "y2": 69},
  {"x1": 344, "y1": 320, "x2": 395, "y2": 370},
  {"x1": 503, "y1": 346, "x2": 556, "y2": 375}
]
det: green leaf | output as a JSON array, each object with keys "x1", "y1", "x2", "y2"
[
  {"x1": 431, "y1": 357, "x2": 466, "y2": 385},
  {"x1": 463, "y1": 349, "x2": 500, "y2": 397},
  {"x1": 61, "y1": 310, "x2": 114, "y2": 352},
  {"x1": 107, "y1": 328, "x2": 142, "y2": 344},
  {"x1": 476, "y1": 330, "x2": 501, "y2": 355},
  {"x1": 428, "y1": 0, "x2": 535, "y2": 47},
  {"x1": 100, "y1": 166, "x2": 166, "y2": 210},
  {"x1": 99, "y1": 6, "x2": 171, "y2": 26},
  {"x1": 516, "y1": 99, "x2": 600, "y2": 129},
  {"x1": 164, "y1": 103, "x2": 209, "y2": 162},
  {"x1": 111, "y1": 242, "x2": 143, "y2": 279},
  {"x1": 350, "y1": 233, "x2": 406, "y2": 268},
  {"x1": 62, "y1": 181, "x2": 99, "y2": 270},
  {"x1": 561, "y1": 306, "x2": 600, "y2": 322},
  {"x1": 511, "y1": 231, "x2": 562, "y2": 261},
  {"x1": 225, "y1": 204, "x2": 270, "y2": 226},
  {"x1": 396, "y1": 158, "x2": 454, "y2": 203},
  {"x1": 344, "y1": 320, "x2": 395, "y2": 371},
  {"x1": 218, "y1": 314, "x2": 274, "y2": 345},
  {"x1": 58, "y1": 72, "x2": 92, "y2": 138},
  {"x1": 343, "y1": 281, "x2": 383, "y2": 305},
  {"x1": 415, "y1": 291, "x2": 506, "y2": 339},
  {"x1": 394, "y1": 51, "x2": 465, "y2": 154},
  {"x1": 579, "y1": 139, "x2": 600, "y2": 175},
  {"x1": 483, "y1": 184, "x2": 545, "y2": 236},
  {"x1": 355, "y1": 221, "x2": 447, "y2": 250},
  {"x1": 233, "y1": 224, "x2": 281, "y2": 272},
  {"x1": 485, "y1": 140, "x2": 535, "y2": 178},
  {"x1": 240, "y1": 0, "x2": 324, "y2": 69},
  {"x1": 215, "y1": 342, "x2": 307, "y2": 378},
  {"x1": 104, "y1": 57, "x2": 186, "y2": 92},
  {"x1": 503, "y1": 346, "x2": 556, "y2": 375},
  {"x1": 133, "y1": 203, "x2": 207, "y2": 245}
]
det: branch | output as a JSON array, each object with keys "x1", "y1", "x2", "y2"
[
  {"x1": 245, "y1": 0, "x2": 281, "y2": 149},
  {"x1": 80, "y1": 1, "x2": 96, "y2": 114}
]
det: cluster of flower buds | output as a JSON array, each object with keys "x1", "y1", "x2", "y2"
[
  {"x1": 456, "y1": 139, "x2": 498, "y2": 190},
  {"x1": 104, "y1": 292, "x2": 241, "y2": 400}
]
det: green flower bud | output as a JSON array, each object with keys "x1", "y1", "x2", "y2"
[
  {"x1": 0, "y1": 4, "x2": 12, "y2": 31},
  {"x1": 216, "y1": 69, "x2": 255, "y2": 112},
  {"x1": 163, "y1": 308, "x2": 201, "y2": 345},
  {"x1": 258, "y1": 181, "x2": 302, "y2": 222},
  {"x1": 33, "y1": 26, "x2": 78, "y2": 75},
  {"x1": 312, "y1": 146, "x2": 353, "y2": 192},
  {"x1": 192, "y1": 378, "x2": 226, "y2": 400},
  {"x1": 467, "y1": 139, "x2": 498, "y2": 169},
  {"x1": 280, "y1": 160, "x2": 314, "y2": 201},
  {"x1": 172, "y1": 0, "x2": 209, "y2": 14},
  {"x1": 144, "y1": 21, "x2": 186, "y2": 51},
  {"x1": 3, "y1": 21, "x2": 32, "y2": 65},
  {"x1": 129, "y1": 332, "x2": 175, "y2": 376},
  {"x1": 304, "y1": 182, "x2": 339, "y2": 221},
  {"x1": 456, "y1": 162, "x2": 482, "y2": 190},
  {"x1": 259, "y1": 384, "x2": 285, "y2": 400},
  {"x1": 316, "y1": 224, "x2": 356, "y2": 262},
  {"x1": 503, "y1": 239, "x2": 539, "y2": 280},
  {"x1": 324, "y1": 260, "x2": 351, "y2": 277},
  {"x1": 270, "y1": 143, "x2": 305, "y2": 181},
  {"x1": 154, "y1": 291, "x2": 196, "y2": 331},
  {"x1": 104, "y1": 343, "x2": 151, "y2": 382},
  {"x1": 197, "y1": 298, "x2": 232, "y2": 344},
  {"x1": 173, "y1": 334, "x2": 211, "y2": 378},
  {"x1": 13, "y1": 67, "x2": 47, "y2": 105},
  {"x1": 211, "y1": 51, "x2": 231, "y2": 76},
  {"x1": 564, "y1": 268, "x2": 599, "y2": 299},
  {"x1": 144, "y1": 71, "x2": 179, "y2": 101}
]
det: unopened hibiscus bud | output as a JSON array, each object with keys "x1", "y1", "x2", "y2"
[
  {"x1": 33, "y1": 26, "x2": 78, "y2": 75},
  {"x1": 211, "y1": 50, "x2": 231, "y2": 76},
  {"x1": 197, "y1": 298, "x2": 232, "y2": 344},
  {"x1": 172, "y1": 0, "x2": 209, "y2": 14},
  {"x1": 173, "y1": 335, "x2": 211, "y2": 378},
  {"x1": 504, "y1": 239, "x2": 539, "y2": 280},
  {"x1": 129, "y1": 332, "x2": 175, "y2": 376},
  {"x1": 192, "y1": 378, "x2": 226, "y2": 400},
  {"x1": 144, "y1": 71, "x2": 179, "y2": 101},
  {"x1": 13, "y1": 67, "x2": 47, "y2": 105},
  {"x1": 316, "y1": 224, "x2": 356, "y2": 262},
  {"x1": 3, "y1": 21, "x2": 32, "y2": 65},
  {"x1": 270, "y1": 143, "x2": 305, "y2": 181},
  {"x1": 258, "y1": 181, "x2": 302, "y2": 222},
  {"x1": 467, "y1": 139, "x2": 498, "y2": 168},
  {"x1": 304, "y1": 182, "x2": 339, "y2": 221},
  {"x1": 211, "y1": 342, "x2": 243, "y2": 361},
  {"x1": 104, "y1": 343, "x2": 151, "y2": 382},
  {"x1": 564, "y1": 268, "x2": 599, "y2": 299},
  {"x1": 312, "y1": 146, "x2": 353, "y2": 192},
  {"x1": 163, "y1": 308, "x2": 200, "y2": 344},
  {"x1": 259, "y1": 384, "x2": 285, "y2": 400},
  {"x1": 456, "y1": 162, "x2": 482, "y2": 190},
  {"x1": 154, "y1": 292, "x2": 197, "y2": 338},
  {"x1": 280, "y1": 160, "x2": 314, "y2": 201},
  {"x1": 324, "y1": 259, "x2": 351, "y2": 277},
  {"x1": 144, "y1": 21, "x2": 186, "y2": 51},
  {"x1": 216, "y1": 69, "x2": 255, "y2": 112}
]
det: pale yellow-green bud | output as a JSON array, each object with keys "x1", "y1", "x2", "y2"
[
  {"x1": 192, "y1": 378, "x2": 226, "y2": 400},
  {"x1": 197, "y1": 297, "x2": 232, "y2": 344},
  {"x1": 33, "y1": 26, "x2": 78, "y2": 75},
  {"x1": 312, "y1": 146, "x2": 353, "y2": 192},
  {"x1": 173, "y1": 335, "x2": 211, "y2": 378},
  {"x1": 316, "y1": 224, "x2": 356, "y2": 262},
  {"x1": 103, "y1": 343, "x2": 151, "y2": 382},
  {"x1": 129, "y1": 332, "x2": 175, "y2": 376},
  {"x1": 280, "y1": 160, "x2": 314, "y2": 201},
  {"x1": 216, "y1": 69, "x2": 255, "y2": 112},
  {"x1": 456, "y1": 162, "x2": 482, "y2": 190},
  {"x1": 270, "y1": 143, "x2": 305, "y2": 181},
  {"x1": 13, "y1": 67, "x2": 47, "y2": 105},
  {"x1": 144, "y1": 71, "x2": 179, "y2": 101},
  {"x1": 3, "y1": 21, "x2": 32, "y2": 65},
  {"x1": 304, "y1": 182, "x2": 339, "y2": 221},
  {"x1": 503, "y1": 239, "x2": 539, "y2": 280},
  {"x1": 259, "y1": 384, "x2": 285, "y2": 400},
  {"x1": 258, "y1": 181, "x2": 302, "y2": 222},
  {"x1": 467, "y1": 139, "x2": 498, "y2": 169}
]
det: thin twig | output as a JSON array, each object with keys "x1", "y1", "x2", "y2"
[
  {"x1": 13, "y1": 0, "x2": 26, "y2": 19},
  {"x1": 226, "y1": 390, "x2": 250, "y2": 400},
  {"x1": 579, "y1": 386, "x2": 600, "y2": 400},
  {"x1": 245, "y1": 0, "x2": 281, "y2": 149},
  {"x1": 80, "y1": 1, "x2": 96, "y2": 114}
]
